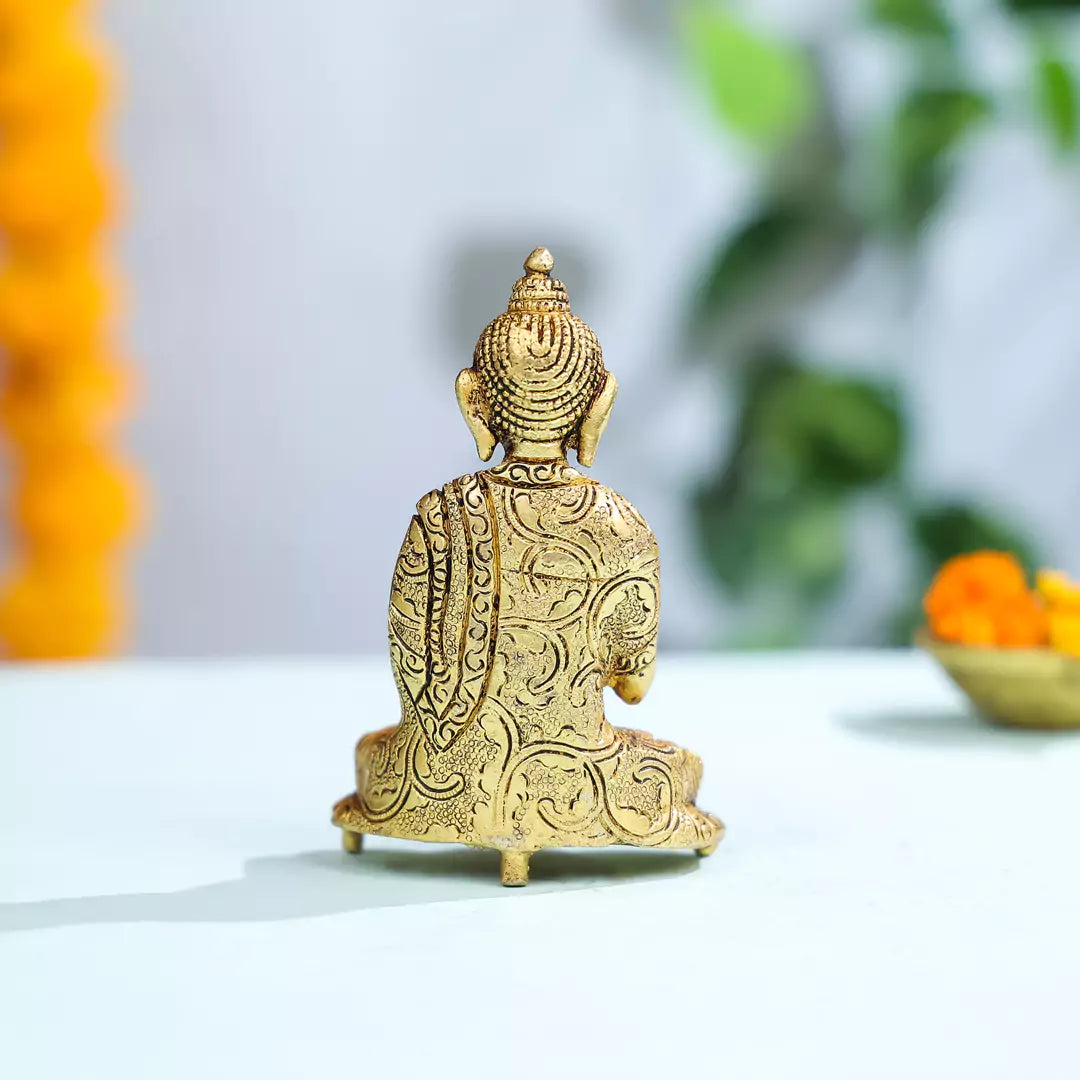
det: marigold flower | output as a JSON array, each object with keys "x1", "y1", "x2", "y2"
[
  {"x1": 0, "y1": 352, "x2": 131, "y2": 450},
  {"x1": 0, "y1": 135, "x2": 112, "y2": 240},
  {"x1": 1035, "y1": 571, "x2": 1080, "y2": 658},
  {"x1": 924, "y1": 551, "x2": 1048, "y2": 648},
  {"x1": 1037, "y1": 570, "x2": 1080, "y2": 614},
  {"x1": 0, "y1": 0, "x2": 83, "y2": 38},
  {"x1": 0, "y1": 556, "x2": 126, "y2": 659},
  {"x1": 0, "y1": 252, "x2": 118, "y2": 352},
  {"x1": 1049, "y1": 612, "x2": 1080, "y2": 659},
  {"x1": 0, "y1": 0, "x2": 137, "y2": 659},
  {"x1": 0, "y1": 30, "x2": 107, "y2": 129},
  {"x1": 13, "y1": 448, "x2": 141, "y2": 552}
]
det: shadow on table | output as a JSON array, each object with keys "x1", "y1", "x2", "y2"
[
  {"x1": 839, "y1": 707, "x2": 1078, "y2": 749},
  {"x1": 1, "y1": 846, "x2": 701, "y2": 934}
]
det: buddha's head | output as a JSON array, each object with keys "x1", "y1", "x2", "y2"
[{"x1": 456, "y1": 248, "x2": 617, "y2": 466}]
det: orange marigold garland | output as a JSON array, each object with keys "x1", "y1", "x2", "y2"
[{"x1": 0, "y1": 0, "x2": 140, "y2": 658}]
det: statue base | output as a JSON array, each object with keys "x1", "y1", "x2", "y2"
[{"x1": 332, "y1": 790, "x2": 723, "y2": 888}]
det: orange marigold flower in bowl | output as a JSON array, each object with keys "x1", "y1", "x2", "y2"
[
  {"x1": 1048, "y1": 612, "x2": 1080, "y2": 659},
  {"x1": 1037, "y1": 571, "x2": 1080, "y2": 658},
  {"x1": 1037, "y1": 570, "x2": 1080, "y2": 614},
  {"x1": 923, "y1": 551, "x2": 1048, "y2": 648},
  {"x1": 993, "y1": 593, "x2": 1050, "y2": 648}
]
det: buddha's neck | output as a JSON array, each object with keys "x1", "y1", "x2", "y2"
[{"x1": 504, "y1": 439, "x2": 566, "y2": 462}]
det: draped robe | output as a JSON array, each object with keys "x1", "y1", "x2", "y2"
[{"x1": 334, "y1": 458, "x2": 721, "y2": 852}]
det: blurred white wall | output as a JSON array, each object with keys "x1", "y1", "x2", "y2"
[{"x1": 94, "y1": 0, "x2": 1079, "y2": 655}]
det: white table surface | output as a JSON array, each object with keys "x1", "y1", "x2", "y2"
[{"x1": 3, "y1": 652, "x2": 1079, "y2": 1079}]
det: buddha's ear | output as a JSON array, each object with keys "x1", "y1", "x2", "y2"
[
  {"x1": 455, "y1": 368, "x2": 497, "y2": 461},
  {"x1": 576, "y1": 372, "x2": 617, "y2": 467}
]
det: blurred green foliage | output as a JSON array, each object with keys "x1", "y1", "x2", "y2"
[
  {"x1": 682, "y1": 7, "x2": 815, "y2": 145},
  {"x1": 694, "y1": 357, "x2": 904, "y2": 644},
  {"x1": 912, "y1": 504, "x2": 1040, "y2": 574},
  {"x1": 1006, "y1": 0, "x2": 1080, "y2": 12},
  {"x1": 870, "y1": 0, "x2": 953, "y2": 39},
  {"x1": 682, "y1": 0, "x2": 1078, "y2": 646},
  {"x1": 1037, "y1": 48, "x2": 1080, "y2": 149},
  {"x1": 882, "y1": 89, "x2": 993, "y2": 235}
]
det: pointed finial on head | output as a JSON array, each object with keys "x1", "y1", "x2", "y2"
[
  {"x1": 506, "y1": 248, "x2": 569, "y2": 313},
  {"x1": 524, "y1": 247, "x2": 554, "y2": 276}
]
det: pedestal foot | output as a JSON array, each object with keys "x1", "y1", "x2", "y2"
[
  {"x1": 342, "y1": 830, "x2": 364, "y2": 854},
  {"x1": 501, "y1": 850, "x2": 531, "y2": 887},
  {"x1": 696, "y1": 842, "x2": 718, "y2": 858}
]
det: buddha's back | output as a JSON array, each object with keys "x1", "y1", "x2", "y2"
[
  {"x1": 334, "y1": 248, "x2": 722, "y2": 884},
  {"x1": 389, "y1": 459, "x2": 659, "y2": 756}
]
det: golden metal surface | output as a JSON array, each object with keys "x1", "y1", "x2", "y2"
[
  {"x1": 916, "y1": 628, "x2": 1080, "y2": 729},
  {"x1": 333, "y1": 249, "x2": 723, "y2": 883}
]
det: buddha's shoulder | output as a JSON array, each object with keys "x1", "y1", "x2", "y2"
[
  {"x1": 411, "y1": 473, "x2": 489, "y2": 518},
  {"x1": 578, "y1": 479, "x2": 638, "y2": 512},
  {"x1": 586, "y1": 483, "x2": 658, "y2": 553}
]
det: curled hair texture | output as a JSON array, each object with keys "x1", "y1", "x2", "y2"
[{"x1": 473, "y1": 311, "x2": 604, "y2": 445}]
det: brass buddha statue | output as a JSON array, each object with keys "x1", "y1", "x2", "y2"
[{"x1": 333, "y1": 248, "x2": 723, "y2": 885}]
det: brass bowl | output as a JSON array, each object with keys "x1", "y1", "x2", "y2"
[{"x1": 916, "y1": 628, "x2": 1080, "y2": 730}]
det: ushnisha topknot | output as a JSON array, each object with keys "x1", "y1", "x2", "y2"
[{"x1": 472, "y1": 248, "x2": 604, "y2": 445}]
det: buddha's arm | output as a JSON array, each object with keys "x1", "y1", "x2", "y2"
[
  {"x1": 601, "y1": 496, "x2": 660, "y2": 706},
  {"x1": 606, "y1": 572, "x2": 659, "y2": 705},
  {"x1": 612, "y1": 663, "x2": 655, "y2": 705}
]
